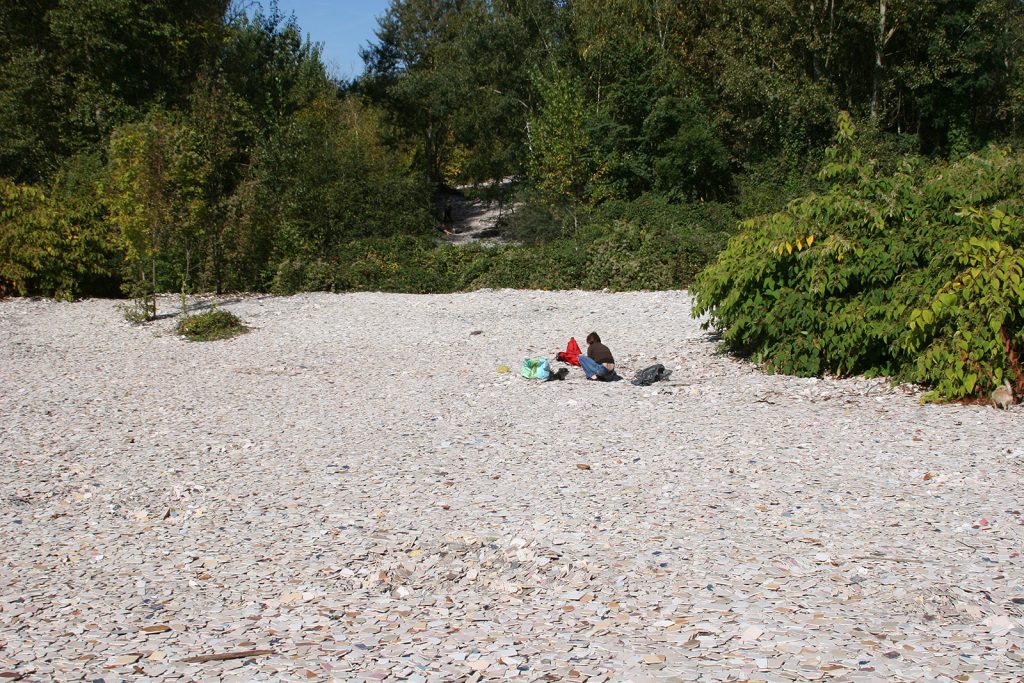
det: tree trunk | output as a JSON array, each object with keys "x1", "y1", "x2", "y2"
[
  {"x1": 213, "y1": 232, "x2": 223, "y2": 295},
  {"x1": 149, "y1": 258, "x2": 158, "y2": 320},
  {"x1": 871, "y1": 0, "x2": 887, "y2": 122}
]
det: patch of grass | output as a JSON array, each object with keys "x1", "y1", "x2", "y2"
[
  {"x1": 177, "y1": 308, "x2": 248, "y2": 342},
  {"x1": 118, "y1": 301, "x2": 150, "y2": 324}
]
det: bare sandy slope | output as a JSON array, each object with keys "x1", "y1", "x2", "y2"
[
  {"x1": 1, "y1": 291, "x2": 1021, "y2": 682},
  {"x1": 438, "y1": 182, "x2": 513, "y2": 246}
]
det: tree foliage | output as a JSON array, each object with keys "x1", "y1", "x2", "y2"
[
  {"x1": 107, "y1": 109, "x2": 210, "y2": 317},
  {"x1": 229, "y1": 95, "x2": 430, "y2": 292},
  {"x1": 0, "y1": 0, "x2": 228, "y2": 181},
  {"x1": 0, "y1": 0, "x2": 433, "y2": 298},
  {"x1": 0, "y1": 180, "x2": 61, "y2": 296}
]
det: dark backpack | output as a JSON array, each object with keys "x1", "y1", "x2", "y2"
[
  {"x1": 631, "y1": 363, "x2": 671, "y2": 386},
  {"x1": 547, "y1": 367, "x2": 569, "y2": 381}
]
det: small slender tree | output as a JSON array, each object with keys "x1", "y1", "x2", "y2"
[{"x1": 107, "y1": 109, "x2": 209, "y2": 320}]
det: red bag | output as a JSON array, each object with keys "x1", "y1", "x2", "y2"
[{"x1": 555, "y1": 337, "x2": 582, "y2": 366}]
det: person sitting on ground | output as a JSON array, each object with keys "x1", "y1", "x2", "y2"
[{"x1": 580, "y1": 332, "x2": 615, "y2": 380}]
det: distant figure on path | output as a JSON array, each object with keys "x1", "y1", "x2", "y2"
[
  {"x1": 443, "y1": 200, "x2": 453, "y2": 229},
  {"x1": 580, "y1": 332, "x2": 616, "y2": 380}
]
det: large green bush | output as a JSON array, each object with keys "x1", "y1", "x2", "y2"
[
  {"x1": 0, "y1": 180, "x2": 60, "y2": 296},
  {"x1": 905, "y1": 208, "x2": 1024, "y2": 399},
  {"x1": 692, "y1": 113, "x2": 1024, "y2": 400}
]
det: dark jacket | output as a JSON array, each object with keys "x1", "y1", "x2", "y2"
[{"x1": 587, "y1": 341, "x2": 614, "y2": 365}]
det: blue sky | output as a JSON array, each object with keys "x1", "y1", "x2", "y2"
[{"x1": 270, "y1": 0, "x2": 393, "y2": 80}]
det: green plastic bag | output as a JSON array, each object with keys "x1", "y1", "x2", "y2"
[{"x1": 520, "y1": 357, "x2": 551, "y2": 380}]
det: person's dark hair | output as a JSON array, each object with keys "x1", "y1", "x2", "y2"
[{"x1": 586, "y1": 332, "x2": 600, "y2": 344}]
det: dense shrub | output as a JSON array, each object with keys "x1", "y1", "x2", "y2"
[
  {"x1": 49, "y1": 152, "x2": 122, "y2": 296},
  {"x1": 692, "y1": 113, "x2": 1024, "y2": 400},
  {"x1": 489, "y1": 191, "x2": 739, "y2": 291},
  {"x1": 1, "y1": 173, "x2": 118, "y2": 299},
  {"x1": 0, "y1": 180, "x2": 60, "y2": 297},
  {"x1": 263, "y1": 210, "x2": 735, "y2": 297},
  {"x1": 733, "y1": 156, "x2": 821, "y2": 221},
  {"x1": 503, "y1": 192, "x2": 582, "y2": 245},
  {"x1": 177, "y1": 308, "x2": 248, "y2": 341},
  {"x1": 588, "y1": 195, "x2": 737, "y2": 286},
  {"x1": 270, "y1": 257, "x2": 337, "y2": 295},
  {"x1": 469, "y1": 243, "x2": 580, "y2": 290},
  {"x1": 905, "y1": 208, "x2": 1024, "y2": 399}
]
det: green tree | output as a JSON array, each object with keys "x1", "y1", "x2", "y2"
[
  {"x1": 0, "y1": 50, "x2": 60, "y2": 182},
  {"x1": 880, "y1": 0, "x2": 1023, "y2": 153},
  {"x1": 48, "y1": 151, "x2": 122, "y2": 297},
  {"x1": 528, "y1": 66, "x2": 594, "y2": 203},
  {"x1": 444, "y1": 0, "x2": 553, "y2": 183},
  {"x1": 361, "y1": 0, "x2": 465, "y2": 185},
  {"x1": 186, "y1": 74, "x2": 259, "y2": 293},
  {"x1": 218, "y1": 2, "x2": 331, "y2": 130},
  {"x1": 0, "y1": 0, "x2": 228, "y2": 182},
  {"x1": 361, "y1": 0, "x2": 558, "y2": 185},
  {"x1": 0, "y1": 0, "x2": 60, "y2": 180},
  {"x1": 225, "y1": 95, "x2": 430, "y2": 291},
  {"x1": 107, "y1": 110, "x2": 210, "y2": 318},
  {"x1": 642, "y1": 96, "x2": 730, "y2": 201}
]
